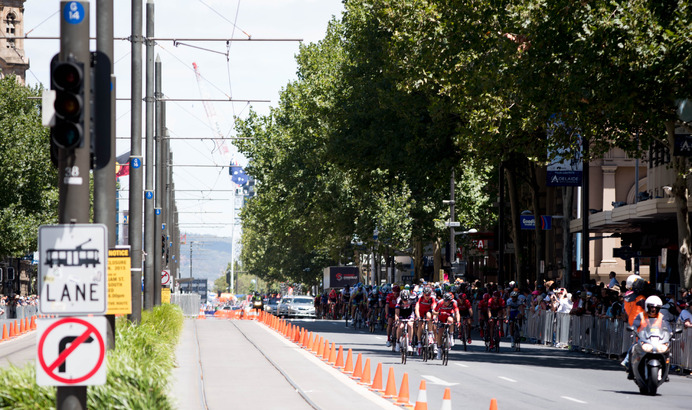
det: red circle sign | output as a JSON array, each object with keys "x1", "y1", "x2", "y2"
[{"x1": 37, "y1": 317, "x2": 105, "y2": 384}]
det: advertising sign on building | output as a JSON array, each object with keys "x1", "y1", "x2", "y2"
[
  {"x1": 546, "y1": 118, "x2": 583, "y2": 187},
  {"x1": 323, "y1": 266, "x2": 359, "y2": 289}
]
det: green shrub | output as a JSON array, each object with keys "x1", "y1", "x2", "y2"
[{"x1": 0, "y1": 304, "x2": 184, "y2": 410}]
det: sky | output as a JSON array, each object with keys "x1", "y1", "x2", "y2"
[{"x1": 22, "y1": 0, "x2": 345, "y2": 259}]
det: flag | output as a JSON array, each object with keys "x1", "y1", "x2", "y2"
[
  {"x1": 115, "y1": 151, "x2": 131, "y2": 178},
  {"x1": 229, "y1": 164, "x2": 248, "y2": 186}
]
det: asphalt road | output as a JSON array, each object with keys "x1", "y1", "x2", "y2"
[
  {"x1": 286, "y1": 317, "x2": 691, "y2": 409},
  {"x1": 0, "y1": 331, "x2": 35, "y2": 368}
]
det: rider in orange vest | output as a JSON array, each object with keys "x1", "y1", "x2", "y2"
[{"x1": 621, "y1": 274, "x2": 647, "y2": 378}]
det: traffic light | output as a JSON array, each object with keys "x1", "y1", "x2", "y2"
[{"x1": 50, "y1": 55, "x2": 85, "y2": 150}]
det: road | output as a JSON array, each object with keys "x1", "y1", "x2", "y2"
[
  {"x1": 284, "y1": 317, "x2": 691, "y2": 409},
  {"x1": 0, "y1": 330, "x2": 35, "y2": 368}
]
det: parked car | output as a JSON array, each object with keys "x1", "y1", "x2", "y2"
[
  {"x1": 277, "y1": 296, "x2": 292, "y2": 317},
  {"x1": 287, "y1": 296, "x2": 316, "y2": 318}
]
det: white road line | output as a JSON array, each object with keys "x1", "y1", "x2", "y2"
[
  {"x1": 498, "y1": 376, "x2": 517, "y2": 383},
  {"x1": 375, "y1": 336, "x2": 385, "y2": 340},
  {"x1": 454, "y1": 363, "x2": 469, "y2": 368},
  {"x1": 421, "y1": 375, "x2": 458, "y2": 386},
  {"x1": 561, "y1": 396, "x2": 587, "y2": 404}
]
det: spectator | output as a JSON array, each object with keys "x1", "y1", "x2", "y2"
[
  {"x1": 679, "y1": 297, "x2": 692, "y2": 329},
  {"x1": 607, "y1": 271, "x2": 618, "y2": 289},
  {"x1": 569, "y1": 292, "x2": 585, "y2": 316}
]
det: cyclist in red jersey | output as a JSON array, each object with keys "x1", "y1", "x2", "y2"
[
  {"x1": 385, "y1": 285, "x2": 400, "y2": 346},
  {"x1": 487, "y1": 291, "x2": 506, "y2": 349},
  {"x1": 433, "y1": 292, "x2": 460, "y2": 359},
  {"x1": 455, "y1": 292, "x2": 473, "y2": 344},
  {"x1": 415, "y1": 286, "x2": 437, "y2": 350}
]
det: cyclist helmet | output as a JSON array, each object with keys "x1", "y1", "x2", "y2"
[
  {"x1": 492, "y1": 291, "x2": 501, "y2": 298},
  {"x1": 510, "y1": 291, "x2": 518, "y2": 298},
  {"x1": 422, "y1": 286, "x2": 432, "y2": 295},
  {"x1": 400, "y1": 290, "x2": 411, "y2": 301},
  {"x1": 483, "y1": 293, "x2": 491, "y2": 301},
  {"x1": 444, "y1": 292, "x2": 454, "y2": 302},
  {"x1": 392, "y1": 285, "x2": 400, "y2": 293}
]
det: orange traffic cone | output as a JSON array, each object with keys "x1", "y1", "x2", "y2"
[
  {"x1": 489, "y1": 398, "x2": 498, "y2": 410},
  {"x1": 382, "y1": 367, "x2": 397, "y2": 399},
  {"x1": 313, "y1": 336, "x2": 322, "y2": 354},
  {"x1": 413, "y1": 380, "x2": 428, "y2": 410},
  {"x1": 316, "y1": 337, "x2": 325, "y2": 356},
  {"x1": 358, "y1": 358, "x2": 372, "y2": 385},
  {"x1": 23, "y1": 318, "x2": 29, "y2": 333},
  {"x1": 19, "y1": 319, "x2": 25, "y2": 334},
  {"x1": 1, "y1": 324, "x2": 7, "y2": 341},
  {"x1": 328, "y1": 343, "x2": 337, "y2": 365},
  {"x1": 350, "y1": 353, "x2": 363, "y2": 380},
  {"x1": 334, "y1": 345, "x2": 344, "y2": 368},
  {"x1": 369, "y1": 362, "x2": 383, "y2": 392},
  {"x1": 306, "y1": 332, "x2": 314, "y2": 350},
  {"x1": 440, "y1": 388, "x2": 452, "y2": 410},
  {"x1": 395, "y1": 372, "x2": 411, "y2": 406},
  {"x1": 321, "y1": 339, "x2": 330, "y2": 361},
  {"x1": 9, "y1": 321, "x2": 15, "y2": 338},
  {"x1": 343, "y1": 349, "x2": 354, "y2": 374},
  {"x1": 30, "y1": 316, "x2": 36, "y2": 331}
]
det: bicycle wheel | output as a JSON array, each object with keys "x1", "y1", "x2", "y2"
[
  {"x1": 459, "y1": 324, "x2": 467, "y2": 352},
  {"x1": 442, "y1": 330, "x2": 449, "y2": 366},
  {"x1": 401, "y1": 334, "x2": 408, "y2": 364},
  {"x1": 514, "y1": 324, "x2": 521, "y2": 352},
  {"x1": 494, "y1": 324, "x2": 501, "y2": 353},
  {"x1": 421, "y1": 331, "x2": 428, "y2": 362}
]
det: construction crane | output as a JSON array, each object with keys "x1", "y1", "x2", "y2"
[{"x1": 192, "y1": 62, "x2": 232, "y2": 159}]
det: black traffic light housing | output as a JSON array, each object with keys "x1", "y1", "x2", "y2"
[{"x1": 50, "y1": 54, "x2": 85, "y2": 150}]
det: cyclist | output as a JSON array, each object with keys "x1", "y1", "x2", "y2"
[
  {"x1": 478, "y1": 293, "x2": 491, "y2": 339},
  {"x1": 385, "y1": 285, "x2": 401, "y2": 346},
  {"x1": 433, "y1": 292, "x2": 460, "y2": 359},
  {"x1": 455, "y1": 292, "x2": 473, "y2": 344},
  {"x1": 487, "y1": 291, "x2": 506, "y2": 350},
  {"x1": 506, "y1": 291, "x2": 524, "y2": 348},
  {"x1": 341, "y1": 285, "x2": 351, "y2": 319},
  {"x1": 366, "y1": 286, "x2": 379, "y2": 326},
  {"x1": 415, "y1": 286, "x2": 437, "y2": 352},
  {"x1": 328, "y1": 287, "x2": 338, "y2": 318},
  {"x1": 395, "y1": 289, "x2": 416, "y2": 353}
]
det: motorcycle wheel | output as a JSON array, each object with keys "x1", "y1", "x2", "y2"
[{"x1": 646, "y1": 366, "x2": 659, "y2": 396}]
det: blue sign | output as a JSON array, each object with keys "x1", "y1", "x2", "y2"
[
  {"x1": 161, "y1": 223, "x2": 166, "y2": 230},
  {"x1": 521, "y1": 215, "x2": 552, "y2": 230},
  {"x1": 131, "y1": 157, "x2": 142, "y2": 169},
  {"x1": 155, "y1": 208, "x2": 161, "y2": 216},
  {"x1": 145, "y1": 190, "x2": 153, "y2": 200},
  {"x1": 64, "y1": 2, "x2": 85, "y2": 25}
]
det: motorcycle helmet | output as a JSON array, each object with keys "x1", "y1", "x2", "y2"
[
  {"x1": 400, "y1": 290, "x2": 410, "y2": 301},
  {"x1": 444, "y1": 292, "x2": 454, "y2": 302},
  {"x1": 645, "y1": 295, "x2": 663, "y2": 314},
  {"x1": 626, "y1": 274, "x2": 642, "y2": 290}
]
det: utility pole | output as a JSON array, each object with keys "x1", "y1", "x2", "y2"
[
  {"x1": 143, "y1": 0, "x2": 155, "y2": 311},
  {"x1": 128, "y1": 0, "x2": 144, "y2": 323},
  {"x1": 154, "y1": 61, "x2": 165, "y2": 306},
  {"x1": 54, "y1": 2, "x2": 90, "y2": 407},
  {"x1": 95, "y1": 0, "x2": 116, "y2": 349}
]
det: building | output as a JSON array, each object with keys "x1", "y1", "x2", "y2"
[{"x1": 0, "y1": 0, "x2": 28, "y2": 84}]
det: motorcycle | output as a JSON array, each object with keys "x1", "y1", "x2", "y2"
[{"x1": 627, "y1": 318, "x2": 682, "y2": 395}]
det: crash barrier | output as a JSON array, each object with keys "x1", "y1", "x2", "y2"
[
  {"x1": 0, "y1": 304, "x2": 38, "y2": 320},
  {"x1": 170, "y1": 293, "x2": 201, "y2": 317},
  {"x1": 521, "y1": 310, "x2": 692, "y2": 371}
]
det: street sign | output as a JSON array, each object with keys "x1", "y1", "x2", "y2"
[
  {"x1": 36, "y1": 316, "x2": 107, "y2": 386},
  {"x1": 38, "y1": 224, "x2": 108, "y2": 314},
  {"x1": 106, "y1": 247, "x2": 132, "y2": 315},
  {"x1": 445, "y1": 221, "x2": 461, "y2": 227},
  {"x1": 161, "y1": 269, "x2": 170, "y2": 286}
]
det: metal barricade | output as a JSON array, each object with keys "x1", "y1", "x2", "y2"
[
  {"x1": 555, "y1": 313, "x2": 570, "y2": 348},
  {"x1": 171, "y1": 293, "x2": 201, "y2": 317}
]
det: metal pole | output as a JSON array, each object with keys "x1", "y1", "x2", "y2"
[
  {"x1": 581, "y1": 138, "x2": 590, "y2": 286},
  {"x1": 142, "y1": 0, "x2": 155, "y2": 311},
  {"x1": 498, "y1": 161, "x2": 504, "y2": 286},
  {"x1": 56, "y1": 2, "x2": 90, "y2": 407},
  {"x1": 128, "y1": 0, "x2": 144, "y2": 323},
  {"x1": 450, "y1": 168, "x2": 456, "y2": 279},
  {"x1": 154, "y1": 80, "x2": 165, "y2": 306}
]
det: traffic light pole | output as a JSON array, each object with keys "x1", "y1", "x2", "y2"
[
  {"x1": 143, "y1": 0, "x2": 155, "y2": 311},
  {"x1": 55, "y1": 2, "x2": 90, "y2": 408}
]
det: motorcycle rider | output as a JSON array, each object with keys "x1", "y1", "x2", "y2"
[
  {"x1": 631, "y1": 295, "x2": 671, "y2": 383},
  {"x1": 621, "y1": 275, "x2": 648, "y2": 378}
]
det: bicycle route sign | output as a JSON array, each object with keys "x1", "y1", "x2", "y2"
[
  {"x1": 38, "y1": 224, "x2": 108, "y2": 314},
  {"x1": 36, "y1": 316, "x2": 107, "y2": 386}
]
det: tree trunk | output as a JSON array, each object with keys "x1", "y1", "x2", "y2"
[
  {"x1": 667, "y1": 122, "x2": 692, "y2": 289},
  {"x1": 505, "y1": 165, "x2": 525, "y2": 287},
  {"x1": 530, "y1": 162, "x2": 545, "y2": 286},
  {"x1": 562, "y1": 186, "x2": 574, "y2": 290},
  {"x1": 433, "y1": 238, "x2": 442, "y2": 282},
  {"x1": 413, "y1": 237, "x2": 424, "y2": 283}
]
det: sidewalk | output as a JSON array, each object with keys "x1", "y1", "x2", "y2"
[{"x1": 170, "y1": 318, "x2": 393, "y2": 410}]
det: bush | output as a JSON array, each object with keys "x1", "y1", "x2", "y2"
[{"x1": 0, "y1": 304, "x2": 184, "y2": 409}]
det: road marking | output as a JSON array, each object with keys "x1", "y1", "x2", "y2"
[
  {"x1": 498, "y1": 376, "x2": 517, "y2": 383},
  {"x1": 561, "y1": 396, "x2": 587, "y2": 404},
  {"x1": 454, "y1": 363, "x2": 469, "y2": 368},
  {"x1": 375, "y1": 336, "x2": 385, "y2": 340},
  {"x1": 422, "y1": 375, "x2": 458, "y2": 386}
]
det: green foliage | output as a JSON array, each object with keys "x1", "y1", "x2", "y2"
[
  {"x1": 0, "y1": 304, "x2": 184, "y2": 409},
  {"x1": 0, "y1": 75, "x2": 58, "y2": 257}
]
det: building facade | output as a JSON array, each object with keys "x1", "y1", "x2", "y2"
[{"x1": 0, "y1": 0, "x2": 28, "y2": 84}]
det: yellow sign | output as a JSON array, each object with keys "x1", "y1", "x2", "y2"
[
  {"x1": 161, "y1": 287, "x2": 171, "y2": 304},
  {"x1": 107, "y1": 248, "x2": 132, "y2": 315}
]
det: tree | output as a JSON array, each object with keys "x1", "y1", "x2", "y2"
[{"x1": 0, "y1": 76, "x2": 58, "y2": 257}]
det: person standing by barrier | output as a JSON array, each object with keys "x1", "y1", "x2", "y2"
[{"x1": 679, "y1": 297, "x2": 692, "y2": 328}]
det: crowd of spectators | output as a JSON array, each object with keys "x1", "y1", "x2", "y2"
[
  {"x1": 462, "y1": 273, "x2": 692, "y2": 328},
  {"x1": 0, "y1": 294, "x2": 39, "y2": 318}
]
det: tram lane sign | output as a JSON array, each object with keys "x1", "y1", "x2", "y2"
[
  {"x1": 38, "y1": 224, "x2": 108, "y2": 314},
  {"x1": 36, "y1": 316, "x2": 107, "y2": 386}
]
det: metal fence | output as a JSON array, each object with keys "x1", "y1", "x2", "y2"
[
  {"x1": 521, "y1": 309, "x2": 692, "y2": 371},
  {"x1": 170, "y1": 293, "x2": 201, "y2": 317},
  {"x1": 0, "y1": 305, "x2": 39, "y2": 331}
]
